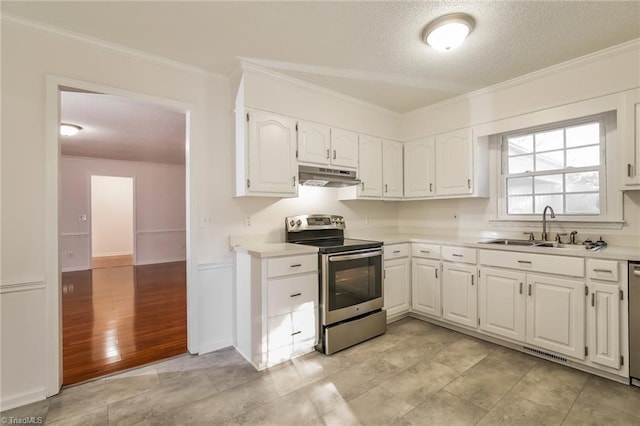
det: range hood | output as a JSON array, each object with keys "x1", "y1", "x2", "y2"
[{"x1": 298, "y1": 165, "x2": 361, "y2": 188}]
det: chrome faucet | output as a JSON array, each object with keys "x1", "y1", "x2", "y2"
[{"x1": 541, "y1": 205, "x2": 555, "y2": 241}]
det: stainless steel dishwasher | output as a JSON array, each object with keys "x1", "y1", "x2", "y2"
[{"x1": 631, "y1": 261, "x2": 640, "y2": 387}]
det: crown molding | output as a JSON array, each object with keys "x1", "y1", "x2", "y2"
[
  {"x1": 237, "y1": 60, "x2": 400, "y2": 117},
  {"x1": 406, "y1": 38, "x2": 640, "y2": 116},
  {"x1": 1, "y1": 13, "x2": 228, "y2": 81}
]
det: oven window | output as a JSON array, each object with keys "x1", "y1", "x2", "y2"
[{"x1": 328, "y1": 254, "x2": 382, "y2": 311}]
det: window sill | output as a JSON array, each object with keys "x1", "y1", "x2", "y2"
[{"x1": 489, "y1": 218, "x2": 624, "y2": 230}]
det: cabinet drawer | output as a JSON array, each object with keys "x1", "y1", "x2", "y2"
[
  {"x1": 267, "y1": 254, "x2": 317, "y2": 278},
  {"x1": 384, "y1": 243, "x2": 410, "y2": 260},
  {"x1": 268, "y1": 274, "x2": 318, "y2": 317},
  {"x1": 587, "y1": 259, "x2": 619, "y2": 282},
  {"x1": 442, "y1": 246, "x2": 476, "y2": 264},
  {"x1": 412, "y1": 243, "x2": 441, "y2": 259},
  {"x1": 267, "y1": 309, "x2": 317, "y2": 350},
  {"x1": 479, "y1": 250, "x2": 584, "y2": 277}
]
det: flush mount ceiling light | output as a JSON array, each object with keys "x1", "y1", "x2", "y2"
[
  {"x1": 60, "y1": 123, "x2": 82, "y2": 136},
  {"x1": 423, "y1": 13, "x2": 475, "y2": 52}
]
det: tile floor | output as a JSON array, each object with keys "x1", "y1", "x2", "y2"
[{"x1": 3, "y1": 318, "x2": 640, "y2": 425}]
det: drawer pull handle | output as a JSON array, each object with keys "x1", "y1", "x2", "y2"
[
  {"x1": 290, "y1": 264, "x2": 302, "y2": 268},
  {"x1": 452, "y1": 254, "x2": 463, "y2": 257},
  {"x1": 291, "y1": 331, "x2": 302, "y2": 336},
  {"x1": 519, "y1": 282, "x2": 523, "y2": 294},
  {"x1": 420, "y1": 250, "x2": 431, "y2": 254},
  {"x1": 528, "y1": 283, "x2": 532, "y2": 296},
  {"x1": 393, "y1": 250, "x2": 401, "y2": 254},
  {"x1": 517, "y1": 260, "x2": 532, "y2": 264},
  {"x1": 290, "y1": 293, "x2": 302, "y2": 298},
  {"x1": 591, "y1": 293, "x2": 595, "y2": 307},
  {"x1": 593, "y1": 268, "x2": 613, "y2": 273}
]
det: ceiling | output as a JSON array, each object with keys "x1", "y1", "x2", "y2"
[
  {"x1": 60, "y1": 91, "x2": 186, "y2": 165},
  {"x1": 3, "y1": 1, "x2": 640, "y2": 113}
]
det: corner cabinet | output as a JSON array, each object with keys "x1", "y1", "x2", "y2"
[
  {"x1": 235, "y1": 109, "x2": 298, "y2": 197},
  {"x1": 382, "y1": 140, "x2": 404, "y2": 199}
]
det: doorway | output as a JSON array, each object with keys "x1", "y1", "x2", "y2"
[
  {"x1": 90, "y1": 175, "x2": 134, "y2": 268},
  {"x1": 57, "y1": 84, "x2": 189, "y2": 385}
]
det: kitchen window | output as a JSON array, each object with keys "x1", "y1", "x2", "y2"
[{"x1": 501, "y1": 114, "x2": 610, "y2": 218}]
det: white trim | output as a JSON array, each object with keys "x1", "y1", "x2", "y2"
[
  {"x1": 488, "y1": 219, "x2": 625, "y2": 230},
  {"x1": 60, "y1": 232, "x2": 89, "y2": 238},
  {"x1": 136, "y1": 257, "x2": 186, "y2": 266},
  {"x1": 45, "y1": 75, "x2": 196, "y2": 398},
  {"x1": 197, "y1": 260, "x2": 234, "y2": 271},
  {"x1": 61, "y1": 155, "x2": 186, "y2": 168},
  {"x1": 0, "y1": 278, "x2": 47, "y2": 294},
  {"x1": 2, "y1": 14, "x2": 226, "y2": 81},
  {"x1": 199, "y1": 340, "x2": 233, "y2": 355},
  {"x1": 136, "y1": 229, "x2": 186, "y2": 235},
  {"x1": 0, "y1": 387, "x2": 47, "y2": 412},
  {"x1": 61, "y1": 266, "x2": 90, "y2": 273},
  {"x1": 407, "y1": 39, "x2": 640, "y2": 116},
  {"x1": 92, "y1": 251, "x2": 133, "y2": 258},
  {"x1": 239, "y1": 60, "x2": 400, "y2": 116}
]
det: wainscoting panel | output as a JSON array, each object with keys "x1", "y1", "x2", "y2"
[
  {"x1": 197, "y1": 260, "x2": 234, "y2": 354},
  {"x1": 59, "y1": 233, "x2": 90, "y2": 272},
  {"x1": 136, "y1": 229, "x2": 186, "y2": 266},
  {"x1": 0, "y1": 280, "x2": 48, "y2": 411}
]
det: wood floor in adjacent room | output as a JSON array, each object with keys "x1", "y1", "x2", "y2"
[{"x1": 61, "y1": 261, "x2": 187, "y2": 385}]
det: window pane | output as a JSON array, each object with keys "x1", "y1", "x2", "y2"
[
  {"x1": 566, "y1": 193, "x2": 599, "y2": 214},
  {"x1": 534, "y1": 195, "x2": 563, "y2": 214},
  {"x1": 566, "y1": 171, "x2": 599, "y2": 192},
  {"x1": 508, "y1": 196, "x2": 533, "y2": 214},
  {"x1": 566, "y1": 122, "x2": 599, "y2": 148},
  {"x1": 507, "y1": 177, "x2": 532, "y2": 195},
  {"x1": 508, "y1": 135, "x2": 533, "y2": 155},
  {"x1": 536, "y1": 151, "x2": 564, "y2": 171},
  {"x1": 509, "y1": 155, "x2": 533, "y2": 174},
  {"x1": 534, "y1": 174, "x2": 563, "y2": 194},
  {"x1": 566, "y1": 146, "x2": 599, "y2": 167},
  {"x1": 535, "y1": 129, "x2": 563, "y2": 152}
]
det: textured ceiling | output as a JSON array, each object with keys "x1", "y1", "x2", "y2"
[
  {"x1": 61, "y1": 91, "x2": 186, "y2": 165},
  {"x1": 3, "y1": 1, "x2": 640, "y2": 112}
]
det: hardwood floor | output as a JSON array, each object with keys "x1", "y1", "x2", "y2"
[{"x1": 62, "y1": 261, "x2": 187, "y2": 385}]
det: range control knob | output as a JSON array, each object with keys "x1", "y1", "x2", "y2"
[
  {"x1": 289, "y1": 220, "x2": 295, "y2": 227},
  {"x1": 296, "y1": 219, "x2": 302, "y2": 226}
]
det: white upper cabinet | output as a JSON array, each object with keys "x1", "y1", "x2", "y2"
[
  {"x1": 404, "y1": 137, "x2": 435, "y2": 198},
  {"x1": 297, "y1": 120, "x2": 331, "y2": 165},
  {"x1": 435, "y1": 128, "x2": 473, "y2": 196},
  {"x1": 358, "y1": 135, "x2": 383, "y2": 198},
  {"x1": 382, "y1": 140, "x2": 404, "y2": 199},
  {"x1": 623, "y1": 88, "x2": 640, "y2": 186},
  {"x1": 330, "y1": 128, "x2": 359, "y2": 169},
  {"x1": 236, "y1": 108, "x2": 298, "y2": 197}
]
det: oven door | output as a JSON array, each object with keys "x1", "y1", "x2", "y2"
[{"x1": 321, "y1": 248, "x2": 383, "y2": 325}]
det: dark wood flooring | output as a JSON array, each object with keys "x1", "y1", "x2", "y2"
[{"x1": 62, "y1": 261, "x2": 187, "y2": 385}]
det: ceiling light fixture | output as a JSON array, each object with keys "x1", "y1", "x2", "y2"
[
  {"x1": 423, "y1": 13, "x2": 475, "y2": 52},
  {"x1": 60, "y1": 123, "x2": 82, "y2": 136}
]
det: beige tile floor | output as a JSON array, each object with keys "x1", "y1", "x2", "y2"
[{"x1": 3, "y1": 318, "x2": 640, "y2": 425}]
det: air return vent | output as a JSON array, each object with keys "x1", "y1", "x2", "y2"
[{"x1": 522, "y1": 346, "x2": 568, "y2": 363}]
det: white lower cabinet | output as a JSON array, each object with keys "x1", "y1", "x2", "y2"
[
  {"x1": 478, "y1": 268, "x2": 526, "y2": 342},
  {"x1": 526, "y1": 274, "x2": 585, "y2": 360},
  {"x1": 384, "y1": 245, "x2": 411, "y2": 319},
  {"x1": 412, "y1": 258, "x2": 441, "y2": 318},
  {"x1": 442, "y1": 262, "x2": 477, "y2": 329},
  {"x1": 587, "y1": 282, "x2": 621, "y2": 369}
]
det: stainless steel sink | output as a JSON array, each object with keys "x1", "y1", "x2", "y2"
[{"x1": 479, "y1": 238, "x2": 565, "y2": 248}]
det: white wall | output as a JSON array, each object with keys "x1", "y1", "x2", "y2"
[
  {"x1": 90, "y1": 175, "x2": 134, "y2": 258},
  {"x1": 60, "y1": 157, "x2": 186, "y2": 271}
]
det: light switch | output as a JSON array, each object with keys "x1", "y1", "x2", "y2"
[{"x1": 79, "y1": 214, "x2": 87, "y2": 221}]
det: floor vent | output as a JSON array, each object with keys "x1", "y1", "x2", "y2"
[{"x1": 522, "y1": 346, "x2": 568, "y2": 363}]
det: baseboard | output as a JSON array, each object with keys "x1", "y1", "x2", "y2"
[
  {"x1": 199, "y1": 339, "x2": 234, "y2": 355},
  {"x1": 0, "y1": 387, "x2": 46, "y2": 411},
  {"x1": 135, "y1": 257, "x2": 186, "y2": 266},
  {"x1": 61, "y1": 265, "x2": 90, "y2": 273}
]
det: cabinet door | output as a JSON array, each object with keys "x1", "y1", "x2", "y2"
[
  {"x1": 358, "y1": 135, "x2": 383, "y2": 197},
  {"x1": 297, "y1": 120, "x2": 331, "y2": 165},
  {"x1": 435, "y1": 128, "x2": 473, "y2": 196},
  {"x1": 442, "y1": 263, "x2": 477, "y2": 329},
  {"x1": 404, "y1": 137, "x2": 435, "y2": 198},
  {"x1": 382, "y1": 140, "x2": 404, "y2": 199},
  {"x1": 623, "y1": 89, "x2": 640, "y2": 186},
  {"x1": 247, "y1": 110, "x2": 297, "y2": 195},
  {"x1": 478, "y1": 268, "x2": 526, "y2": 342},
  {"x1": 526, "y1": 274, "x2": 585, "y2": 359},
  {"x1": 588, "y1": 282, "x2": 620, "y2": 369},
  {"x1": 330, "y1": 128, "x2": 359, "y2": 168},
  {"x1": 412, "y1": 259, "x2": 441, "y2": 318},
  {"x1": 384, "y1": 258, "x2": 411, "y2": 318}
]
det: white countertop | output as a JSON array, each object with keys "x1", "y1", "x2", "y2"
[{"x1": 230, "y1": 232, "x2": 640, "y2": 261}]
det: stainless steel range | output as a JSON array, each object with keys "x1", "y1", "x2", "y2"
[{"x1": 285, "y1": 214, "x2": 386, "y2": 354}]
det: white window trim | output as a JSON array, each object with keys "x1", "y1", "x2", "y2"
[{"x1": 474, "y1": 92, "x2": 626, "y2": 228}]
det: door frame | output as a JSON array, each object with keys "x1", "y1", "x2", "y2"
[{"x1": 45, "y1": 75, "x2": 196, "y2": 396}]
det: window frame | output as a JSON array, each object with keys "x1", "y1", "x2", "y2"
[{"x1": 500, "y1": 114, "x2": 607, "y2": 217}]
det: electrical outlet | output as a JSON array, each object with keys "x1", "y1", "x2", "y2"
[
  {"x1": 244, "y1": 216, "x2": 252, "y2": 227},
  {"x1": 64, "y1": 251, "x2": 73, "y2": 258},
  {"x1": 201, "y1": 216, "x2": 213, "y2": 227},
  {"x1": 79, "y1": 214, "x2": 87, "y2": 221}
]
